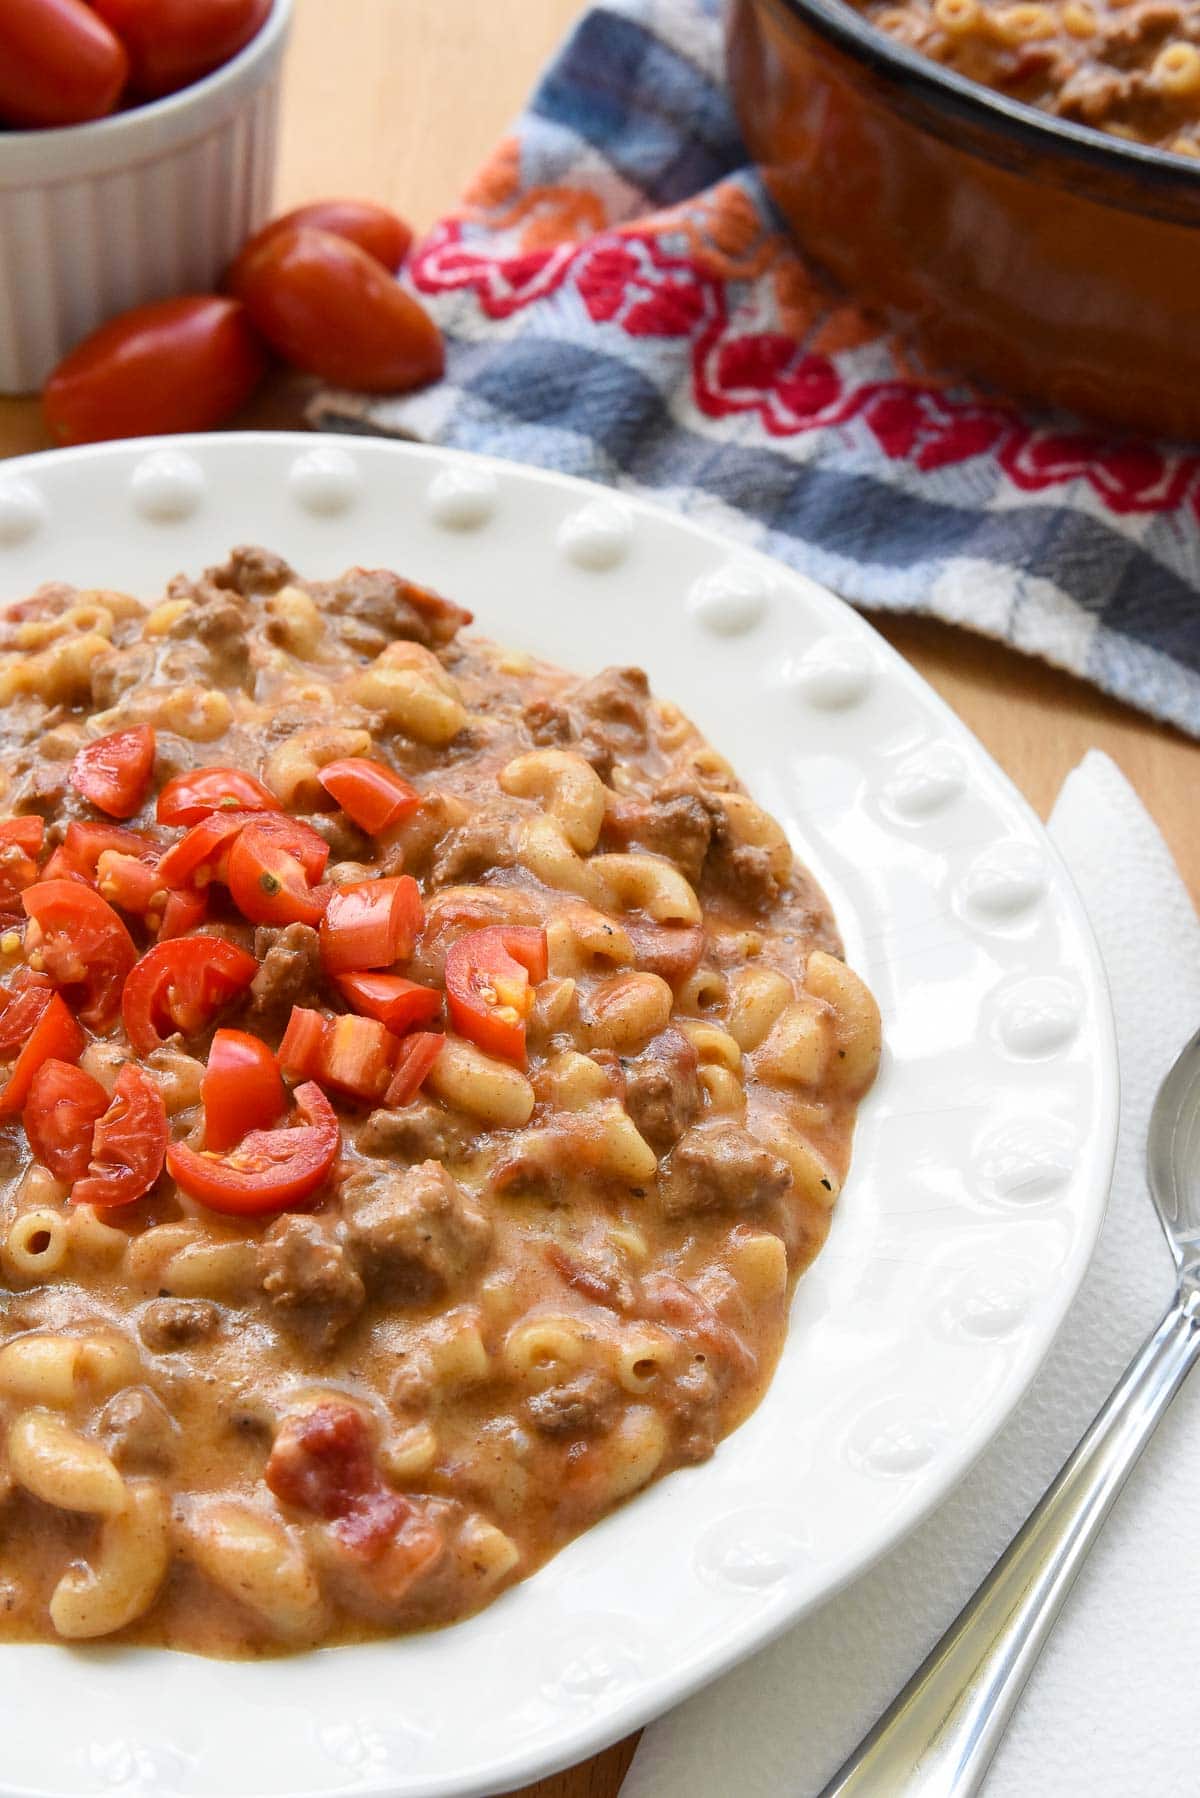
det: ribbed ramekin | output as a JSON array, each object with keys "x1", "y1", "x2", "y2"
[{"x1": 0, "y1": 0, "x2": 292, "y2": 395}]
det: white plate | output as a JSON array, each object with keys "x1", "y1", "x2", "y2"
[{"x1": 0, "y1": 434, "x2": 1116, "y2": 1798}]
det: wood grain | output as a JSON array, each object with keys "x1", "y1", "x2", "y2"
[{"x1": 0, "y1": 4, "x2": 1196, "y2": 1794}]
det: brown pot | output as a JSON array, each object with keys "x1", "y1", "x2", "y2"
[{"x1": 726, "y1": 0, "x2": 1200, "y2": 439}]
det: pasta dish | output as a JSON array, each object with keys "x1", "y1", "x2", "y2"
[{"x1": 0, "y1": 548, "x2": 879, "y2": 1652}]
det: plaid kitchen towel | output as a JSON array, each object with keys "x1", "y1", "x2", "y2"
[{"x1": 313, "y1": 0, "x2": 1200, "y2": 737}]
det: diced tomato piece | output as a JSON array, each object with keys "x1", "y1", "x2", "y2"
[
  {"x1": 316, "y1": 759, "x2": 421, "y2": 834},
  {"x1": 121, "y1": 936, "x2": 259, "y2": 1057},
  {"x1": 202, "y1": 1028, "x2": 287, "y2": 1153},
  {"x1": 165, "y1": 1080, "x2": 340, "y2": 1216},
  {"x1": 71, "y1": 1064, "x2": 168, "y2": 1209},
  {"x1": 444, "y1": 925, "x2": 548, "y2": 1064},
  {"x1": 265, "y1": 1401, "x2": 376, "y2": 1518},
  {"x1": 43, "y1": 820, "x2": 157, "y2": 886},
  {"x1": 70, "y1": 725, "x2": 156, "y2": 820},
  {"x1": 23, "y1": 1057, "x2": 110, "y2": 1183},
  {"x1": 156, "y1": 886, "x2": 209, "y2": 940},
  {"x1": 383, "y1": 1031, "x2": 443, "y2": 1106},
  {"x1": 319, "y1": 1013, "x2": 396, "y2": 1102},
  {"x1": 264, "y1": 1401, "x2": 435, "y2": 1571},
  {"x1": 95, "y1": 850, "x2": 165, "y2": 920},
  {"x1": 319, "y1": 876, "x2": 422, "y2": 974},
  {"x1": 157, "y1": 810, "x2": 329, "y2": 891},
  {"x1": 0, "y1": 989, "x2": 85, "y2": 1117},
  {"x1": 156, "y1": 766, "x2": 281, "y2": 827},
  {"x1": 332, "y1": 971, "x2": 441, "y2": 1033},
  {"x1": 226, "y1": 826, "x2": 329, "y2": 928},
  {"x1": 0, "y1": 817, "x2": 44, "y2": 912},
  {"x1": 278, "y1": 1006, "x2": 329, "y2": 1082},
  {"x1": 22, "y1": 879, "x2": 137, "y2": 1031}
]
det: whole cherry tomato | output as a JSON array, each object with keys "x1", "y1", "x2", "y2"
[
  {"x1": 0, "y1": 0, "x2": 128, "y2": 130},
  {"x1": 230, "y1": 227, "x2": 444, "y2": 393},
  {"x1": 43, "y1": 297, "x2": 266, "y2": 445},
  {"x1": 88, "y1": 0, "x2": 271, "y2": 99},
  {"x1": 228, "y1": 200, "x2": 413, "y2": 288}
]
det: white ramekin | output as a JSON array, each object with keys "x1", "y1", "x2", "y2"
[{"x1": 0, "y1": 0, "x2": 292, "y2": 395}]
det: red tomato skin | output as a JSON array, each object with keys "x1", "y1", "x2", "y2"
[
  {"x1": 444, "y1": 925, "x2": 548, "y2": 1063},
  {"x1": 202, "y1": 1027, "x2": 286, "y2": 1151},
  {"x1": 22, "y1": 878, "x2": 137, "y2": 1031},
  {"x1": 231, "y1": 227, "x2": 444, "y2": 393},
  {"x1": 226, "y1": 827, "x2": 328, "y2": 927},
  {"x1": 0, "y1": 818, "x2": 45, "y2": 911},
  {"x1": 88, "y1": 0, "x2": 271, "y2": 98},
  {"x1": 320, "y1": 876, "x2": 423, "y2": 974},
  {"x1": 333, "y1": 972, "x2": 442, "y2": 1033},
  {"x1": 0, "y1": 0, "x2": 128, "y2": 129},
  {"x1": 156, "y1": 766, "x2": 280, "y2": 827},
  {"x1": 157, "y1": 886, "x2": 208, "y2": 940},
  {"x1": 316, "y1": 759, "x2": 421, "y2": 835},
  {"x1": 278, "y1": 1006, "x2": 328, "y2": 1081},
  {"x1": 43, "y1": 297, "x2": 266, "y2": 446},
  {"x1": 0, "y1": 991, "x2": 86, "y2": 1117},
  {"x1": 70, "y1": 725, "x2": 156, "y2": 819},
  {"x1": 229, "y1": 202, "x2": 412, "y2": 287},
  {"x1": 24, "y1": 1058, "x2": 110, "y2": 1183},
  {"x1": 166, "y1": 1080, "x2": 340, "y2": 1216},
  {"x1": 319, "y1": 1013, "x2": 396, "y2": 1102},
  {"x1": 44, "y1": 820, "x2": 155, "y2": 885},
  {"x1": 158, "y1": 810, "x2": 328, "y2": 891},
  {"x1": 384, "y1": 1031, "x2": 443, "y2": 1106},
  {"x1": 71, "y1": 1063, "x2": 168, "y2": 1208},
  {"x1": 121, "y1": 935, "x2": 259, "y2": 1056}
]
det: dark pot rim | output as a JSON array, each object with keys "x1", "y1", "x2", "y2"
[{"x1": 762, "y1": 0, "x2": 1200, "y2": 194}]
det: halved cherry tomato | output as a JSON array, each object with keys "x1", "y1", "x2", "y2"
[
  {"x1": 43, "y1": 820, "x2": 157, "y2": 885},
  {"x1": 384, "y1": 1031, "x2": 443, "y2": 1107},
  {"x1": 88, "y1": 0, "x2": 270, "y2": 98},
  {"x1": 278, "y1": 1006, "x2": 328, "y2": 1082},
  {"x1": 229, "y1": 201, "x2": 413, "y2": 286},
  {"x1": 157, "y1": 810, "x2": 328, "y2": 891},
  {"x1": 22, "y1": 879, "x2": 136, "y2": 1030},
  {"x1": 333, "y1": 971, "x2": 441, "y2": 1033},
  {"x1": 202, "y1": 1027, "x2": 286, "y2": 1152},
  {"x1": 444, "y1": 925, "x2": 548, "y2": 1064},
  {"x1": 69, "y1": 725, "x2": 156, "y2": 820},
  {"x1": 316, "y1": 759, "x2": 421, "y2": 835},
  {"x1": 226, "y1": 826, "x2": 329, "y2": 927},
  {"x1": 156, "y1": 765, "x2": 280, "y2": 828},
  {"x1": 166, "y1": 1080, "x2": 340, "y2": 1216},
  {"x1": 0, "y1": 0, "x2": 128, "y2": 129},
  {"x1": 319, "y1": 876, "x2": 422, "y2": 974},
  {"x1": 96, "y1": 850, "x2": 164, "y2": 919},
  {"x1": 0, "y1": 989, "x2": 85, "y2": 1117},
  {"x1": 230, "y1": 227, "x2": 444, "y2": 393},
  {"x1": 319, "y1": 1014, "x2": 396, "y2": 1102},
  {"x1": 157, "y1": 886, "x2": 209, "y2": 940},
  {"x1": 121, "y1": 935, "x2": 258, "y2": 1056},
  {"x1": 23, "y1": 1058, "x2": 110, "y2": 1183},
  {"x1": 0, "y1": 817, "x2": 45, "y2": 911},
  {"x1": 43, "y1": 296, "x2": 266, "y2": 447},
  {"x1": 72, "y1": 1063, "x2": 168, "y2": 1208}
]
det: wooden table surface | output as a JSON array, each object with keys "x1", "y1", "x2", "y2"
[{"x1": 2, "y1": 3, "x2": 1198, "y2": 1793}]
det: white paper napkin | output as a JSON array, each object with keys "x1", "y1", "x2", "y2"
[{"x1": 622, "y1": 750, "x2": 1200, "y2": 1798}]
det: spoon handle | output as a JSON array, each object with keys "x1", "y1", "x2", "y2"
[{"x1": 819, "y1": 1288, "x2": 1200, "y2": 1798}]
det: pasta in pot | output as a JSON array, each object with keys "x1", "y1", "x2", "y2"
[{"x1": 0, "y1": 548, "x2": 878, "y2": 1655}]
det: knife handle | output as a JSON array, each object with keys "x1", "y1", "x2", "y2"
[{"x1": 819, "y1": 1288, "x2": 1200, "y2": 1798}]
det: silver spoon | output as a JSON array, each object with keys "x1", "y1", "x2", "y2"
[{"x1": 820, "y1": 1026, "x2": 1200, "y2": 1798}]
